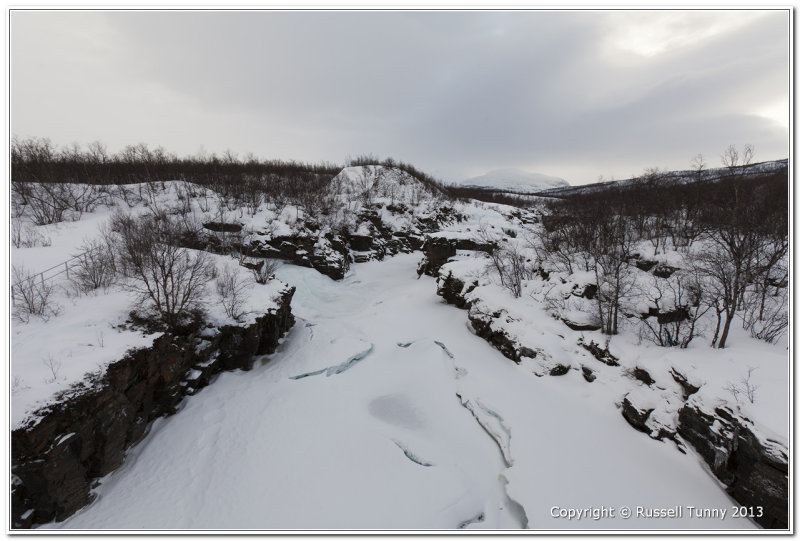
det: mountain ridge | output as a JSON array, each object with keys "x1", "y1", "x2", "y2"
[{"x1": 459, "y1": 168, "x2": 569, "y2": 194}]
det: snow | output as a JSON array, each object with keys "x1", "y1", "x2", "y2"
[
  {"x1": 11, "y1": 184, "x2": 292, "y2": 429},
  {"x1": 13, "y1": 171, "x2": 786, "y2": 531},
  {"x1": 43, "y1": 255, "x2": 756, "y2": 530},
  {"x1": 460, "y1": 168, "x2": 570, "y2": 194}
]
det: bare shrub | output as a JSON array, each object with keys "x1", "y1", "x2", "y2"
[
  {"x1": 111, "y1": 212, "x2": 214, "y2": 329},
  {"x1": 26, "y1": 183, "x2": 104, "y2": 225},
  {"x1": 489, "y1": 245, "x2": 537, "y2": 298},
  {"x1": 70, "y1": 238, "x2": 117, "y2": 293},
  {"x1": 11, "y1": 376, "x2": 29, "y2": 394},
  {"x1": 251, "y1": 259, "x2": 280, "y2": 284},
  {"x1": 11, "y1": 218, "x2": 51, "y2": 248},
  {"x1": 11, "y1": 265, "x2": 60, "y2": 322},
  {"x1": 42, "y1": 355, "x2": 63, "y2": 384},
  {"x1": 477, "y1": 225, "x2": 537, "y2": 298},
  {"x1": 216, "y1": 264, "x2": 252, "y2": 321},
  {"x1": 741, "y1": 286, "x2": 788, "y2": 343},
  {"x1": 725, "y1": 367, "x2": 759, "y2": 405}
]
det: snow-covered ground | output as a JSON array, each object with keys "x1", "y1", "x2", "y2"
[
  {"x1": 43, "y1": 255, "x2": 755, "y2": 530},
  {"x1": 10, "y1": 188, "x2": 289, "y2": 429}
]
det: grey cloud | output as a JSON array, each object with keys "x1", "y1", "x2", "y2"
[{"x1": 11, "y1": 9, "x2": 788, "y2": 185}]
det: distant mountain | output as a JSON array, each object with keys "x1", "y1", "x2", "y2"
[{"x1": 459, "y1": 168, "x2": 569, "y2": 194}]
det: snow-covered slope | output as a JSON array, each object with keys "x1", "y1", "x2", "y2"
[{"x1": 460, "y1": 168, "x2": 569, "y2": 194}]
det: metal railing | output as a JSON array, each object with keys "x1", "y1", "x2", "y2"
[{"x1": 10, "y1": 252, "x2": 88, "y2": 306}]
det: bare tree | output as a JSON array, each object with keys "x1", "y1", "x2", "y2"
[
  {"x1": 591, "y1": 216, "x2": 637, "y2": 335},
  {"x1": 112, "y1": 212, "x2": 214, "y2": 329}
]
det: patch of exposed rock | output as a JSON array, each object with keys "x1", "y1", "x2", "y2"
[{"x1": 677, "y1": 401, "x2": 788, "y2": 529}]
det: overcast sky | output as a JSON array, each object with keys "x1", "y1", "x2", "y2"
[{"x1": 11, "y1": 9, "x2": 789, "y2": 185}]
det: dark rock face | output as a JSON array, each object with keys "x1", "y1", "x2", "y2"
[
  {"x1": 11, "y1": 288, "x2": 296, "y2": 529},
  {"x1": 437, "y1": 272, "x2": 478, "y2": 309},
  {"x1": 203, "y1": 221, "x2": 243, "y2": 233},
  {"x1": 656, "y1": 307, "x2": 689, "y2": 325},
  {"x1": 549, "y1": 364, "x2": 570, "y2": 376},
  {"x1": 468, "y1": 310, "x2": 521, "y2": 363},
  {"x1": 198, "y1": 203, "x2": 453, "y2": 281},
  {"x1": 581, "y1": 366, "x2": 596, "y2": 382},
  {"x1": 634, "y1": 259, "x2": 658, "y2": 272},
  {"x1": 677, "y1": 404, "x2": 788, "y2": 529},
  {"x1": 669, "y1": 368, "x2": 700, "y2": 399},
  {"x1": 417, "y1": 237, "x2": 457, "y2": 277},
  {"x1": 632, "y1": 367, "x2": 654, "y2": 386},
  {"x1": 571, "y1": 283, "x2": 597, "y2": 300},
  {"x1": 437, "y1": 271, "x2": 571, "y2": 375},
  {"x1": 417, "y1": 236, "x2": 495, "y2": 277},
  {"x1": 652, "y1": 264, "x2": 679, "y2": 278},
  {"x1": 621, "y1": 395, "x2": 654, "y2": 434},
  {"x1": 578, "y1": 339, "x2": 619, "y2": 366},
  {"x1": 561, "y1": 317, "x2": 602, "y2": 332},
  {"x1": 348, "y1": 234, "x2": 373, "y2": 252}
]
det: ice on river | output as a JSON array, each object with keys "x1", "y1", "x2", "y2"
[{"x1": 44, "y1": 254, "x2": 754, "y2": 530}]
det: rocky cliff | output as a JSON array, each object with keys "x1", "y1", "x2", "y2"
[{"x1": 11, "y1": 287, "x2": 295, "y2": 529}]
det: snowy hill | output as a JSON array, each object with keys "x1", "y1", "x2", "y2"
[
  {"x1": 539, "y1": 159, "x2": 788, "y2": 198},
  {"x1": 460, "y1": 168, "x2": 569, "y2": 194}
]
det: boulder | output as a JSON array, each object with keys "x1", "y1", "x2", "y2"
[{"x1": 632, "y1": 366, "x2": 654, "y2": 386}]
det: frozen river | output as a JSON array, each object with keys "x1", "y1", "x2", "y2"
[{"x1": 46, "y1": 254, "x2": 753, "y2": 530}]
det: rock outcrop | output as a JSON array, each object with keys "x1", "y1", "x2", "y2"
[
  {"x1": 11, "y1": 287, "x2": 296, "y2": 529},
  {"x1": 198, "y1": 203, "x2": 457, "y2": 280},
  {"x1": 677, "y1": 402, "x2": 788, "y2": 529},
  {"x1": 417, "y1": 236, "x2": 495, "y2": 277}
]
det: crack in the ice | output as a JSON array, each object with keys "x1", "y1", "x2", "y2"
[
  {"x1": 289, "y1": 344, "x2": 374, "y2": 380},
  {"x1": 396, "y1": 342, "x2": 414, "y2": 348},
  {"x1": 455, "y1": 388, "x2": 528, "y2": 528},
  {"x1": 457, "y1": 511, "x2": 486, "y2": 529},
  {"x1": 456, "y1": 393, "x2": 513, "y2": 467},
  {"x1": 392, "y1": 440, "x2": 434, "y2": 467},
  {"x1": 434, "y1": 340, "x2": 455, "y2": 358},
  {"x1": 499, "y1": 474, "x2": 529, "y2": 529},
  {"x1": 446, "y1": 339, "x2": 527, "y2": 528}
]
